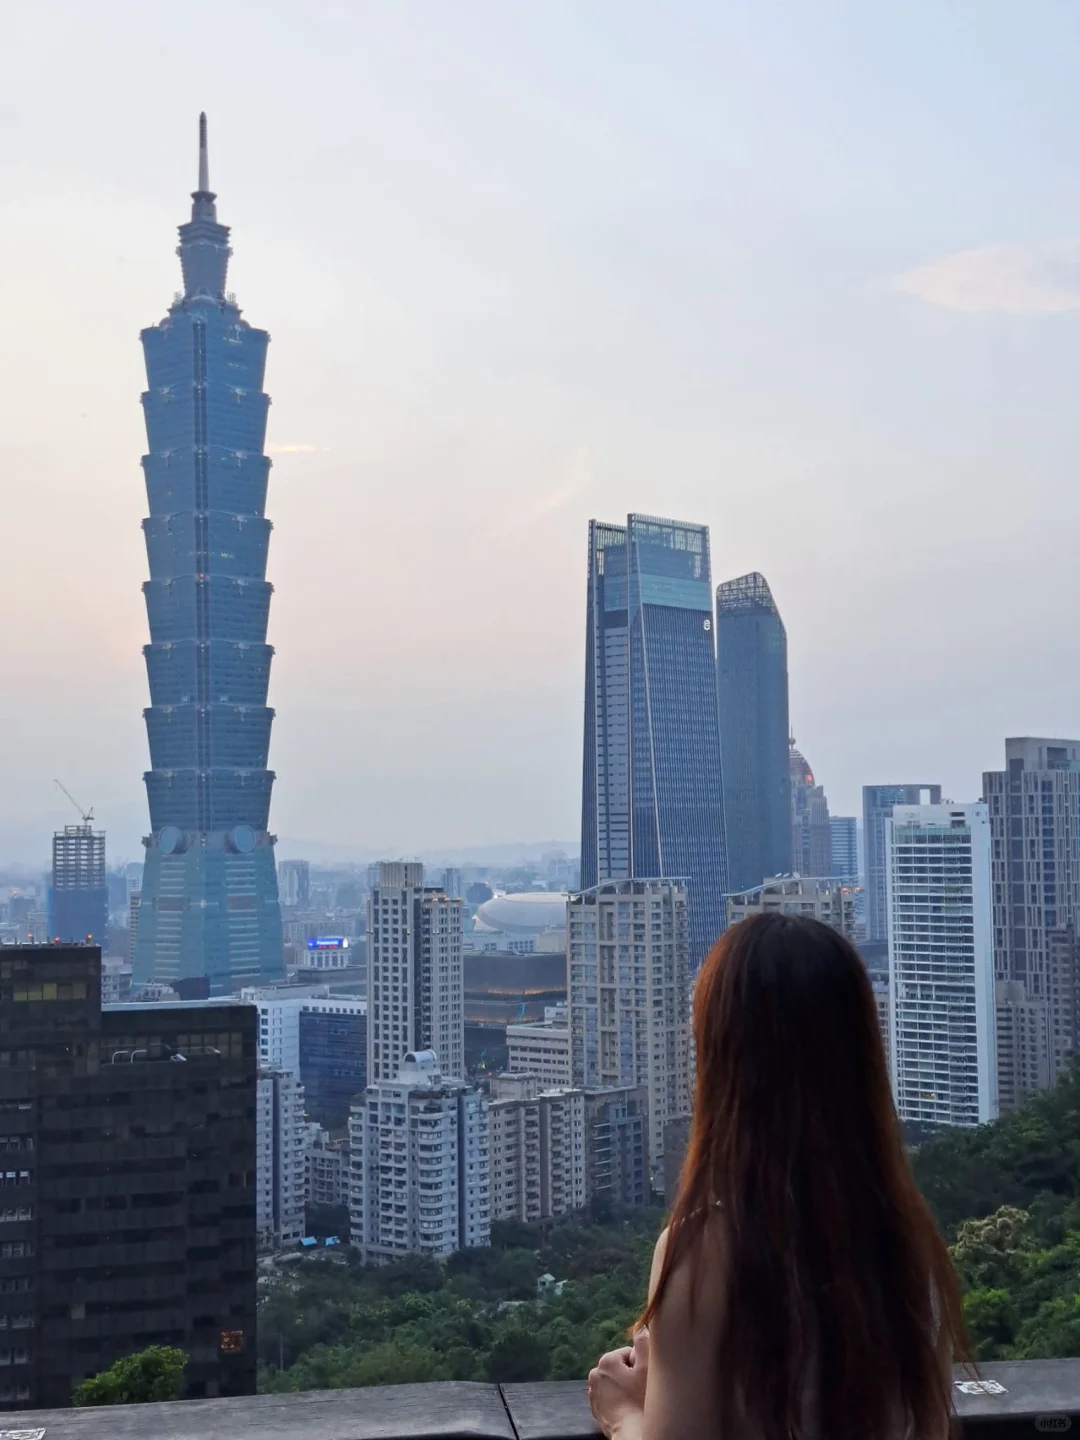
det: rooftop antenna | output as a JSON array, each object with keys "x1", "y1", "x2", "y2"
[
  {"x1": 198, "y1": 111, "x2": 210, "y2": 193},
  {"x1": 53, "y1": 779, "x2": 93, "y2": 827}
]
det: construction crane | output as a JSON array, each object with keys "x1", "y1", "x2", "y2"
[{"x1": 53, "y1": 779, "x2": 93, "y2": 826}]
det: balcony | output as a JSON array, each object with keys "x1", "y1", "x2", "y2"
[{"x1": 1, "y1": 1365, "x2": 1076, "y2": 1437}]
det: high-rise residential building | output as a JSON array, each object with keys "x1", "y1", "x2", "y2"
[
  {"x1": 726, "y1": 875, "x2": 856, "y2": 942},
  {"x1": 0, "y1": 944, "x2": 257, "y2": 1409},
  {"x1": 348, "y1": 1051, "x2": 489, "y2": 1261},
  {"x1": 569, "y1": 879, "x2": 690, "y2": 1183},
  {"x1": 863, "y1": 784, "x2": 942, "y2": 944},
  {"x1": 581, "y1": 515, "x2": 728, "y2": 967},
  {"x1": 134, "y1": 115, "x2": 285, "y2": 995},
  {"x1": 256, "y1": 1068, "x2": 307, "y2": 1251},
  {"x1": 442, "y1": 868, "x2": 464, "y2": 901},
  {"x1": 583, "y1": 1086, "x2": 651, "y2": 1208},
  {"x1": 488, "y1": 1074, "x2": 586, "y2": 1223},
  {"x1": 277, "y1": 860, "x2": 311, "y2": 909},
  {"x1": 886, "y1": 802, "x2": 997, "y2": 1128},
  {"x1": 505, "y1": 1002, "x2": 571, "y2": 1089},
  {"x1": 984, "y1": 738, "x2": 1080, "y2": 1107},
  {"x1": 47, "y1": 824, "x2": 107, "y2": 947},
  {"x1": 714, "y1": 572, "x2": 792, "y2": 894},
  {"x1": 305, "y1": 1124, "x2": 349, "y2": 1212},
  {"x1": 367, "y1": 862, "x2": 464, "y2": 1083},
  {"x1": 829, "y1": 816, "x2": 859, "y2": 882},
  {"x1": 789, "y1": 741, "x2": 832, "y2": 878}
]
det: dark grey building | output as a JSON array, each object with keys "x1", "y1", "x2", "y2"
[
  {"x1": 583, "y1": 1086, "x2": 650, "y2": 1209},
  {"x1": 863, "y1": 784, "x2": 942, "y2": 943},
  {"x1": 715, "y1": 573, "x2": 791, "y2": 895},
  {"x1": 0, "y1": 944, "x2": 256, "y2": 1410},
  {"x1": 299, "y1": 1007, "x2": 366, "y2": 1129}
]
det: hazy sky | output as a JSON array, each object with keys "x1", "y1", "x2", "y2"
[{"x1": 3, "y1": 1, "x2": 1080, "y2": 867}]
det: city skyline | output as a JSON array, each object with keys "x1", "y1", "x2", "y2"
[{"x1": 5, "y1": 6, "x2": 1080, "y2": 863}]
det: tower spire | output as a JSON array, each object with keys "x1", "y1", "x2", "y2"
[{"x1": 198, "y1": 111, "x2": 209, "y2": 193}]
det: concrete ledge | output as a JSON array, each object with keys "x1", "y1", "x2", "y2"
[{"x1": 1, "y1": 1363, "x2": 1079, "y2": 1438}]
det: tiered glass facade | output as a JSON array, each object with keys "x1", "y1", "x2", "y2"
[
  {"x1": 714, "y1": 572, "x2": 791, "y2": 894},
  {"x1": 581, "y1": 514, "x2": 728, "y2": 966},
  {"x1": 133, "y1": 117, "x2": 285, "y2": 993}
]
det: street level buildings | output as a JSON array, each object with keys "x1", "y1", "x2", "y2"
[
  {"x1": 581, "y1": 515, "x2": 728, "y2": 967},
  {"x1": 367, "y1": 863, "x2": 464, "y2": 1084},
  {"x1": 886, "y1": 803, "x2": 997, "y2": 1128},
  {"x1": 569, "y1": 879, "x2": 690, "y2": 1185},
  {"x1": 714, "y1": 572, "x2": 792, "y2": 894},
  {"x1": 0, "y1": 945, "x2": 257, "y2": 1409},
  {"x1": 348, "y1": 1051, "x2": 489, "y2": 1261},
  {"x1": 863, "y1": 784, "x2": 942, "y2": 944},
  {"x1": 134, "y1": 115, "x2": 285, "y2": 993}
]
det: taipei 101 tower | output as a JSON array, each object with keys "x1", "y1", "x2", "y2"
[{"x1": 133, "y1": 115, "x2": 285, "y2": 993}]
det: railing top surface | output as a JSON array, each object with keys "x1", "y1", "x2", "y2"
[{"x1": 2, "y1": 1362, "x2": 1078, "y2": 1438}]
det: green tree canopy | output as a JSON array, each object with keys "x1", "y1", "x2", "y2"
[{"x1": 73, "y1": 1345, "x2": 187, "y2": 1407}]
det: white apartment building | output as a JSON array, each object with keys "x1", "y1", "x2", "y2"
[
  {"x1": 886, "y1": 802, "x2": 997, "y2": 1128},
  {"x1": 569, "y1": 879, "x2": 691, "y2": 1182},
  {"x1": 367, "y1": 862, "x2": 464, "y2": 1083},
  {"x1": 349, "y1": 1050, "x2": 489, "y2": 1261},
  {"x1": 241, "y1": 985, "x2": 367, "y2": 1074},
  {"x1": 505, "y1": 1002, "x2": 571, "y2": 1089},
  {"x1": 488, "y1": 1073, "x2": 586, "y2": 1223},
  {"x1": 257, "y1": 1068, "x2": 307, "y2": 1251},
  {"x1": 725, "y1": 874, "x2": 857, "y2": 941}
]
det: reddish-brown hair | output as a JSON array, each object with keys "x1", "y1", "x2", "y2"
[{"x1": 640, "y1": 912, "x2": 968, "y2": 1440}]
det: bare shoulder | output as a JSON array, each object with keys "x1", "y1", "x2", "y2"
[{"x1": 647, "y1": 1214, "x2": 727, "y2": 1347}]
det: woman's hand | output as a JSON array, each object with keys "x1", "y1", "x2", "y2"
[{"x1": 588, "y1": 1330, "x2": 650, "y2": 1440}]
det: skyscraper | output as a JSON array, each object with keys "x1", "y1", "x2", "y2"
[
  {"x1": 133, "y1": 116, "x2": 285, "y2": 994},
  {"x1": 581, "y1": 515, "x2": 728, "y2": 965},
  {"x1": 983, "y1": 738, "x2": 1080, "y2": 1106},
  {"x1": 46, "y1": 824, "x2": 107, "y2": 946},
  {"x1": 886, "y1": 802, "x2": 997, "y2": 1128},
  {"x1": 366, "y1": 862, "x2": 464, "y2": 1083},
  {"x1": 789, "y1": 740, "x2": 831, "y2": 877},
  {"x1": 714, "y1": 572, "x2": 791, "y2": 893},
  {"x1": 862, "y1": 784, "x2": 942, "y2": 944},
  {"x1": 829, "y1": 815, "x2": 859, "y2": 881}
]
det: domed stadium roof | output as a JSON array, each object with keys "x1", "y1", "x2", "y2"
[{"x1": 474, "y1": 892, "x2": 568, "y2": 934}]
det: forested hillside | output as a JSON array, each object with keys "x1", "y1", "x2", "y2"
[{"x1": 259, "y1": 1062, "x2": 1080, "y2": 1390}]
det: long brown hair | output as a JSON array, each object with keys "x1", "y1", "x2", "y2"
[{"x1": 640, "y1": 912, "x2": 968, "y2": 1440}]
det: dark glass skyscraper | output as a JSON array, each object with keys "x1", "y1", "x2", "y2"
[
  {"x1": 581, "y1": 514, "x2": 728, "y2": 966},
  {"x1": 714, "y1": 572, "x2": 791, "y2": 893},
  {"x1": 134, "y1": 116, "x2": 285, "y2": 994}
]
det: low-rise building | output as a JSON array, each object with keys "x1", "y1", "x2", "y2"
[{"x1": 505, "y1": 1003, "x2": 571, "y2": 1089}]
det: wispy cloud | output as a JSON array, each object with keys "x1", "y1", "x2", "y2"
[
  {"x1": 890, "y1": 240, "x2": 1080, "y2": 315},
  {"x1": 526, "y1": 447, "x2": 594, "y2": 522},
  {"x1": 267, "y1": 443, "x2": 330, "y2": 454}
]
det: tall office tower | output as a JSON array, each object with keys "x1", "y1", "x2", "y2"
[
  {"x1": 348, "y1": 1050, "x2": 490, "y2": 1261},
  {"x1": 134, "y1": 114, "x2": 285, "y2": 995},
  {"x1": 829, "y1": 816, "x2": 859, "y2": 881},
  {"x1": 714, "y1": 572, "x2": 792, "y2": 893},
  {"x1": 488, "y1": 1074, "x2": 586, "y2": 1224},
  {"x1": 569, "y1": 878, "x2": 690, "y2": 1183},
  {"x1": 726, "y1": 875, "x2": 856, "y2": 942},
  {"x1": 581, "y1": 516, "x2": 728, "y2": 967},
  {"x1": 886, "y1": 803, "x2": 997, "y2": 1128},
  {"x1": 863, "y1": 784, "x2": 942, "y2": 944},
  {"x1": 984, "y1": 739, "x2": 1080, "y2": 1106},
  {"x1": 46, "y1": 824, "x2": 108, "y2": 946},
  {"x1": 442, "y1": 867, "x2": 464, "y2": 901},
  {"x1": 277, "y1": 859, "x2": 311, "y2": 909},
  {"x1": 789, "y1": 740, "x2": 832, "y2": 877},
  {"x1": 366, "y1": 862, "x2": 464, "y2": 1083},
  {"x1": 255, "y1": 1068, "x2": 307, "y2": 1251},
  {"x1": 0, "y1": 945, "x2": 256, "y2": 1409}
]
